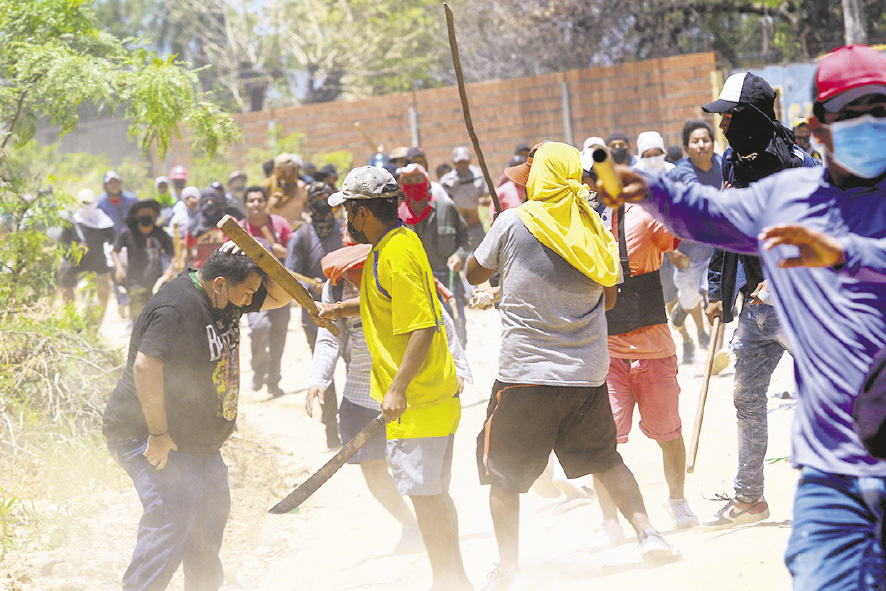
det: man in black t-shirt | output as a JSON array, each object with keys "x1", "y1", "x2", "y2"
[
  {"x1": 103, "y1": 246, "x2": 294, "y2": 591},
  {"x1": 111, "y1": 200, "x2": 176, "y2": 321}
]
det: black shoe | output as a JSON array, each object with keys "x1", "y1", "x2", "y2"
[
  {"x1": 251, "y1": 379, "x2": 263, "y2": 392},
  {"x1": 326, "y1": 432, "x2": 343, "y2": 450},
  {"x1": 267, "y1": 384, "x2": 285, "y2": 398}
]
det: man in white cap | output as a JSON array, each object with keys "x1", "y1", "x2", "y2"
[
  {"x1": 440, "y1": 146, "x2": 489, "y2": 248},
  {"x1": 97, "y1": 170, "x2": 138, "y2": 318},
  {"x1": 634, "y1": 131, "x2": 674, "y2": 174},
  {"x1": 59, "y1": 188, "x2": 115, "y2": 325},
  {"x1": 325, "y1": 166, "x2": 472, "y2": 590}
]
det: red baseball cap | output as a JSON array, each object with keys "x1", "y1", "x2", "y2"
[
  {"x1": 815, "y1": 45, "x2": 886, "y2": 112},
  {"x1": 169, "y1": 165, "x2": 188, "y2": 180}
]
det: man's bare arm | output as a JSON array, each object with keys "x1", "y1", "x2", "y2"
[
  {"x1": 134, "y1": 352, "x2": 177, "y2": 470},
  {"x1": 466, "y1": 255, "x2": 494, "y2": 285},
  {"x1": 381, "y1": 326, "x2": 435, "y2": 423}
]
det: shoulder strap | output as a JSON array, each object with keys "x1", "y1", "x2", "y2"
[{"x1": 615, "y1": 205, "x2": 631, "y2": 278}]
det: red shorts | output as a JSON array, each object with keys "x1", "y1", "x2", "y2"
[{"x1": 606, "y1": 355, "x2": 682, "y2": 443}]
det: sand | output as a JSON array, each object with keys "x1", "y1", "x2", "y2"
[{"x1": 12, "y1": 299, "x2": 799, "y2": 591}]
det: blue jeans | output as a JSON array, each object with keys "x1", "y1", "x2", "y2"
[
  {"x1": 786, "y1": 467, "x2": 886, "y2": 590},
  {"x1": 109, "y1": 439, "x2": 230, "y2": 591},
  {"x1": 731, "y1": 303, "x2": 789, "y2": 500}
]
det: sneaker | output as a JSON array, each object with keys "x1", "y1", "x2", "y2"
[
  {"x1": 638, "y1": 529, "x2": 681, "y2": 562},
  {"x1": 666, "y1": 498, "x2": 699, "y2": 528},
  {"x1": 711, "y1": 350, "x2": 730, "y2": 375},
  {"x1": 671, "y1": 306, "x2": 688, "y2": 329},
  {"x1": 703, "y1": 496, "x2": 770, "y2": 529},
  {"x1": 682, "y1": 339, "x2": 695, "y2": 364},
  {"x1": 485, "y1": 565, "x2": 525, "y2": 590},
  {"x1": 267, "y1": 384, "x2": 285, "y2": 398},
  {"x1": 589, "y1": 518, "x2": 626, "y2": 552},
  {"x1": 698, "y1": 330, "x2": 710, "y2": 350}
]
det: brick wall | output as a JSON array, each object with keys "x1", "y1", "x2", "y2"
[{"x1": 160, "y1": 52, "x2": 720, "y2": 177}]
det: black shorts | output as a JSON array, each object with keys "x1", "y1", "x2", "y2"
[{"x1": 476, "y1": 380, "x2": 623, "y2": 493}]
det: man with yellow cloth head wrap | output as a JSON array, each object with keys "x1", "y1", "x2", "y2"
[
  {"x1": 516, "y1": 142, "x2": 621, "y2": 286},
  {"x1": 466, "y1": 142, "x2": 679, "y2": 587}
]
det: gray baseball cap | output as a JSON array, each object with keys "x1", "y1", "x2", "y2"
[{"x1": 328, "y1": 166, "x2": 400, "y2": 207}]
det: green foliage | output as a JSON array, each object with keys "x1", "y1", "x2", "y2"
[
  {"x1": 0, "y1": 0, "x2": 240, "y2": 158},
  {"x1": 0, "y1": 154, "x2": 74, "y2": 308},
  {"x1": 0, "y1": 487, "x2": 22, "y2": 561},
  {"x1": 310, "y1": 150, "x2": 354, "y2": 176},
  {"x1": 243, "y1": 128, "x2": 305, "y2": 182}
]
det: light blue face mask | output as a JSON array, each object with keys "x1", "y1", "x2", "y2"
[{"x1": 829, "y1": 114, "x2": 886, "y2": 179}]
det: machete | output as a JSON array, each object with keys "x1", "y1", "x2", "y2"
[{"x1": 269, "y1": 414, "x2": 385, "y2": 514}]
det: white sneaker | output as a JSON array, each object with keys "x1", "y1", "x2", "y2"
[
  {"x1": 638, "y1": 529, "x2": 682, "y2": 562},
  {"x1": 589, "y1": 519, "x2": 626, "y2": 552},
  {"x1": 484, "y1": 564, "x2": 526, "y2": 590},
  {"x1": 665, "y1": 498, "x2": 699, "y2": 528}
]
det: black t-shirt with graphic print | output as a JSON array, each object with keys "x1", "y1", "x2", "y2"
[{"x1": 102, "y1": 271, "x2": 266, "y2": 455}]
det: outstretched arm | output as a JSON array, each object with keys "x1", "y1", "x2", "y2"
[
  {"x1": 760, "y1": 224, "x2": 886, "y2": 283},
  {"x1": 599, "y1": 166, "x2": 765, "y2": 255}
]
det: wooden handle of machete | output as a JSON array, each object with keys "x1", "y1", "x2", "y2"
[
  {"x1": 217, "y1": 215, "x2": 341, "y2": 336},
  {"x1": 686, "y1": 315, "x2": 722, "y2": 473}
]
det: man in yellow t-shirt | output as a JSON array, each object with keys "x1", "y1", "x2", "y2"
[{"x1": 327, "y1": 166, "x2": 470, "y2": 591}]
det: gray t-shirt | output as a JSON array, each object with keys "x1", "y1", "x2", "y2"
[{"x1": 474, "y1": 209, "x2": 609, "y2": 387}]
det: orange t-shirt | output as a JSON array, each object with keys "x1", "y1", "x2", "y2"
[{"x1": 607, "y1": 204, "x2": 680, "y2": 359}]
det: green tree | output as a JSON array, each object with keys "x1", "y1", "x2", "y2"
[{"x1": 0, "y1": 0, "x2": 241, "y2": 307}]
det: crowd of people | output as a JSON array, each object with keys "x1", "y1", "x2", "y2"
[{"x1": 93, "y1": 43, "x2": 886, "y2": 591}]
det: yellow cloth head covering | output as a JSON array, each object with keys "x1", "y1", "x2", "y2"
[{"x1": 516, "y1": 142, "x2": 620, "y2": 287}]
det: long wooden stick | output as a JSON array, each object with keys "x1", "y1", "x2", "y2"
[
  {"x1": 258, "y1": 225, "x2": 323, "y2": 290},
  {"x1": 687, "y1": 316, "x2": 722, "y2": 473},
  {"x1": 444, "y1": 3, "x2": 502, "y2": 215},
  {"x1": 218, "y1": 215, "x2": 340, "y2": 336}
]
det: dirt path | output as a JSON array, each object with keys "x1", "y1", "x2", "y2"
[{"x1": 8, "y1": 299, "x2": 799, "y2": 591}]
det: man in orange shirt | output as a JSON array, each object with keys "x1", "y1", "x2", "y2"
[{"x1": 592, "y1": 202, "x2": 699, "y2": 548}]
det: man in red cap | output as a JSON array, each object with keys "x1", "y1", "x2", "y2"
[
  {"x1": 598, "y1": 44, "x2": 886, "y2": 589},
  {"x1": 169, "y1": 165, "x2": 188, "y2": 199}
]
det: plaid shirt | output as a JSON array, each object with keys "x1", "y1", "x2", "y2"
[{"x1": 309, "y1": 280, "x2": 472, "y2": 410}]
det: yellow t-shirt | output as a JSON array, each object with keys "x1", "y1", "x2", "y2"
[{"x1": 360, "y1": 225, "x2": 460, "y2": 440}]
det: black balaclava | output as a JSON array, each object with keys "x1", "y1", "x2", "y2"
[
  {"x1": 307, "y1": 182, "x2": 336, "y2": 237},
  {"x1": 726, "y1": 104, "x2": 798, "y2": 186}
]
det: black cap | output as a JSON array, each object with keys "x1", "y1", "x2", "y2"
[
  {"x1": 703, "y1": 73, "x2": 776, "y2": 120},
  {"x1": 126, "y1": 199, "x2": 161, "y2": 223},
  {"x1": 514, "y1": 142, "x2": 531, "y2": 154},
  {"x1": 605, "y1": 131, "x2": 629, "y2": 145},
  {"x1": 407, "y1": 146, "x2": 426, "y2": 161}
]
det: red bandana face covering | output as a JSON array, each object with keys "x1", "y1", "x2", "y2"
[{"x1": 399, "y1": 181, "x2": 432, "y2": 224}]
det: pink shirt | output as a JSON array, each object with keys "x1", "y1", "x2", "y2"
[
  {"x1": 607, "y1": 203, "x2": 680, "y2": 359},
  {"x1": 239, "y1": 214, "x2": 292, "y2": 260},
  {"x1": 491, "y1": 180, "x2": 525, "y2": 219}
]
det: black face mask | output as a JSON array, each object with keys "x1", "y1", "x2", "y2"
[
  {"x1": 725, "y1": 106, "x2": 775, "y2": 158},
  {"x1": 346, "y1": 206, "x2": 371, "y2": 244},
  {"x1": 609, "y1": 147, "x2": 629, "y2": 164},
  {"x1": 137, "y1": 214, "x2": 154, "y2": 227}
]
